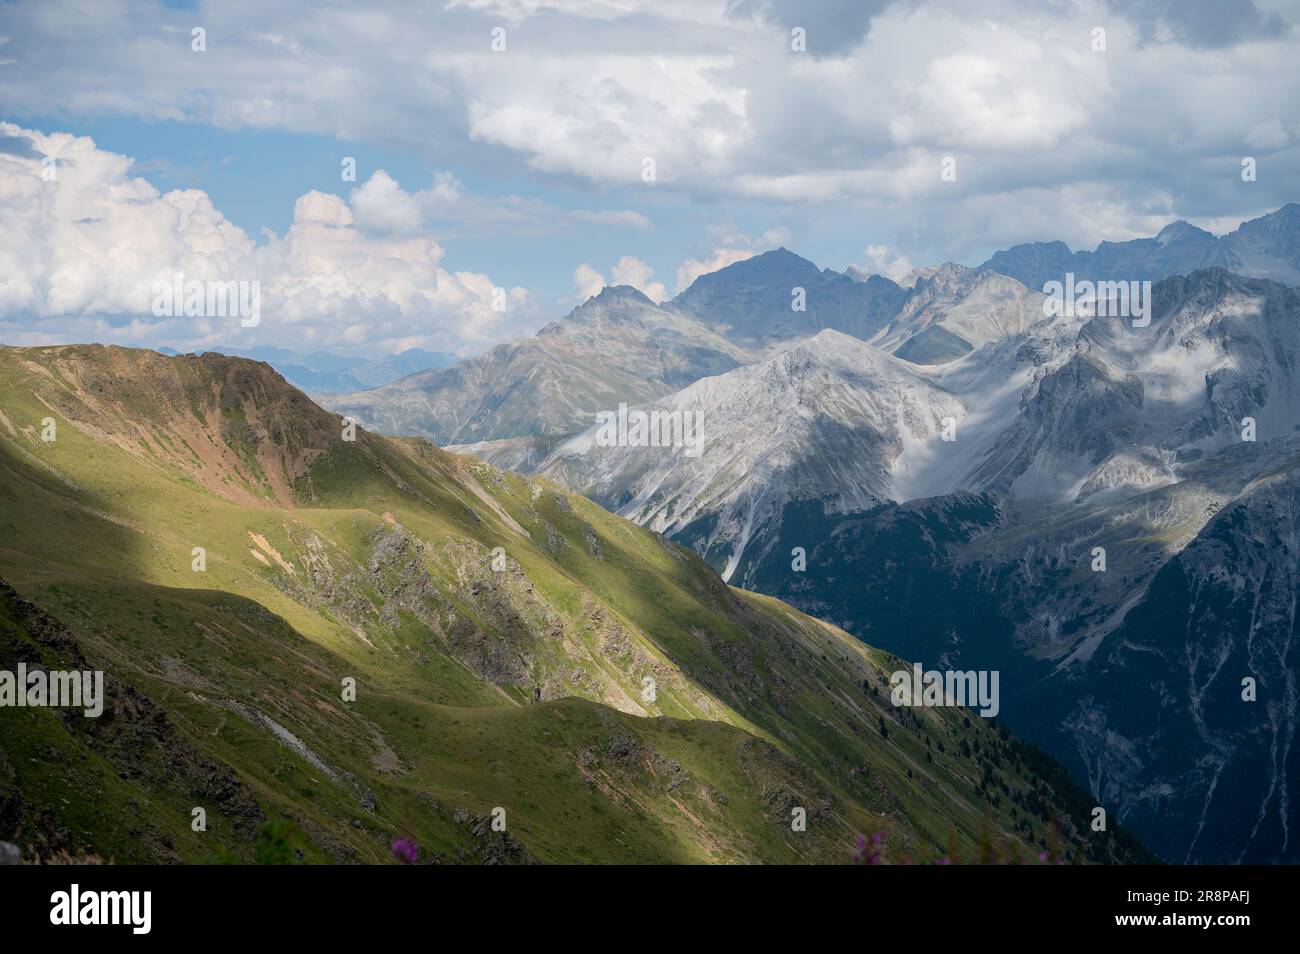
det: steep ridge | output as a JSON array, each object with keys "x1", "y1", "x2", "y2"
[
  {"x1": 173, "y1": 346, "x2": 460, "y2": 395},
  {"x1": 522, "y1": 268, "x2": 1080, "y2": 582},
  {"x1": 332, "y1": 249, "x2": 908, "y2": 451},
  {"x1": 326, "y1": 286, "x2": 748, "y2": 445},
  {"x1": 532, "y1": 269, "x2": 1300, "y2": 602},
  {"x1": 537, "y1": 330, "x2": 963, "y2": 580},
  {"x1": 0, "y1": 344, "x2": 1137, "y2": 864},
  {"x1": 870, "y1": 264, "x2": 1042, "y2": 365},
  {"x1": 1032, "y1": 462, "x2": 1300, "y2": 863},
  {"x1": 980, "y1": 203, "x2": 1300, "y2": 290},
  {"x1": 967, "y1": 270, "x2": 1300, "y2": 503},
  {"x1": 504, "y1": 266, "x2": 1300, "y2": 863},
  {"x1": 417, "y1": 204, "x2": 1300, "y2": 474}
]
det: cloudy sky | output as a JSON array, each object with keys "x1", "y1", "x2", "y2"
[{"x1": 1, "y1": 0, "x2": 1298, "y2": 358}]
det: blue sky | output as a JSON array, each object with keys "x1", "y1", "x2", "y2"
[
  {"x1": 26, "y1": 112, "x2": 693, "y2": 297},
  {"x1": 2, "y1": 0, "x2": 1299, "y2": 358}
]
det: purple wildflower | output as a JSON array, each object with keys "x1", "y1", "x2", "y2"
[
  {"x1": 391, "y1": 837, "x2": 419, "y2": 864},
  {"x1": 855, "y1": 830, "x2": 886, "y2": 864}
]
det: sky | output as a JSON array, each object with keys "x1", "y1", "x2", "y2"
[{"x1": 1, "y1": 0, "x2": 1299, "y2": 358}]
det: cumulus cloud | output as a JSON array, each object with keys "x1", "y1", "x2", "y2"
[
  {"x1": 1245, "y1": 118, "x2": 1291, "y2": 151},
  {"x1": 572, "y1": 263, "x2": 606, "y2": 301},
  {"x1": 1, "y1": 0, "x2": 1299, "y2": 303},
  {"x1": 464, "y1": 53, "x2": 749, "y2": 185},
  {"x1": 609, "y1": 256, "x2": 667, "y2": 301},
  {"x1": 849, "y1": 245, "x2": 914, "y2": 282},
  {"x1": 0, "y1": 123, "x2": 531, "y2": 356},
  {"x1": 572, "y1": 256, "x2": 666, "y2": 302},
  {"x1": 349, "y1": 170, "x2": 426, "y2": 233}
]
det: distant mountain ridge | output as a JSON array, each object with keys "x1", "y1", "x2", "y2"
[
  {"x1": 669, "y1": 248, "x2": 907, "y2": 349},
  {"x1": 978, "y1": 203, "x2": 1300, "y2": 290},
  {"x1": 327, "y1": 285, "x2": 750, "y2": 445},
  {"x1": 537, "y1": 329, "x2": 963, "y2": 579},
  {"x1": 333, "y1": 204, "x2": 1300, "y2": 454},
  {"x1": 157, "y1": 345, "x2": 458, "y2": 394}
]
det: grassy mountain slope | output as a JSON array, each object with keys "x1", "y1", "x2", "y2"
[{"x1": 0, "y1": 344, "x2": 1144, "y2": 864}]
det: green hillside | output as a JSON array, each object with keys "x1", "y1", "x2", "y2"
[{"x1": 0, "y1": 344, "x2": 1147, "y2": 864}]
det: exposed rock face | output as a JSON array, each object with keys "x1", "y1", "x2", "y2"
[
  {"x1": 6, "y1": 344, "x2": 369, "y2": 507},
  {"x1": 1045, "y1": 468, "x2": 1300, "y2": 863},
  {"x1": 537, "y1": 329, "x2": 963, "y2": 581},
  {"x1": 871, "y1": 264, "x2": 1041, "y2": 363},
  {"x1": 0, "y1": 338, "x2": 1153, "y2": 866},
  {"x1": 448, "y1": 808, "x2": 537, "y2": 865},
  {"x1": 326, "y1": 285, "x2": 748, "y2": 444}
]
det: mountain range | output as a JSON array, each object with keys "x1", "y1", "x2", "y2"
[
  {"x1": 370, "y1": 203, "x2": 1300, "y2": 863},
  {"x1": 329, "y1": 286, "x2": 749, "y2": 447},
  {"x1": 0, "y1": 344, "x2": 1134, "y2": 863},
  {"x1": 157, "y1": 345, "x2": 459, "y2": 395},
  {"x1": 9, "y1": 203, "x2": 1298, "y2": 865},
  {"x1": 978, "y1": 203, "x2": 1300, "y2": 290}
]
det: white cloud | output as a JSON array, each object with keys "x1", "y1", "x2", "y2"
[
  {"x1": 1245, "y1": 118, "x2": 1290, "y2": 151},
  {"x1": 673, "y1": 226, "x2": 792, "y2": 292},
  {"x1": 572, "y1": 263, "x2": 606, "y2": 301},
  {"x1": 464, "y1": 53, "x2": 749, "y2": 185},
  {"x1": 886, "y1": 44, "x2": 1095, "y2": 152},
  {"x1": 573, "y1": 256, "x2": 666, "y2": 302},
  {"x1": 349, "y1": 170, "x2": 424, "y2": 233},
  {"x1": 675, "y1": 249, "x2": 757, "y2": 293},
  {"x1": 852, "y1": 245, "x2": 914, "y2": 282},
  {"x1": 1, "y1": 1, "x2": 1299, "y2": 304},
  {"x1": 609, "y1": 256, "x2": 667, "y2": 302},
  {"x1": 0, "y1": 123, "x2": 533, "y2": 356},
  {"x1": 347, "y1": 168, "x2": 652, "y2": 237}
]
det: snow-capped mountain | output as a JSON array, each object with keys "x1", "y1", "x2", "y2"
[
  {"x1": 526, "y1": 265, "x2": 1093, "y2": 577},
  {"x1": 493, "y1": 254, "x2": 1300, "y2": 865},
  {"x1": 348, "y1": 211, "x2": 1300, "y2": 453},
  {"x1": 734, "y1": 270, "x2": 1300, "y2": 862},
  {"x1": 457, "y1": 261, "x2": 1300, "y2": 596}
]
